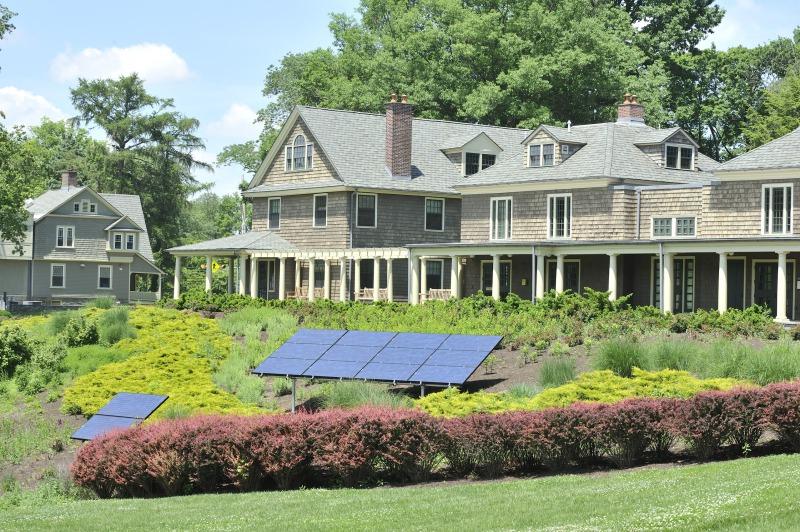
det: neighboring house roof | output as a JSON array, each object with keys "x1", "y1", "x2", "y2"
[
  {"x1": 27, "y1": 186, "x2": 123, "y2": 221},
  {"x1": 717, "y1": 126, "x2": 800, "y2": 172},
  {"x1": 168, "y1": 231, "x2": 296, "y2": 254},
  {"x1": 101, "y1": 193, "x2": 157, "y2": 264},
  {"x1": 457, "y1": 122, "x2": 717, "y2": 188},
  {"x1": 105, "y1": 215, "x2": 144, "y2": 232}
]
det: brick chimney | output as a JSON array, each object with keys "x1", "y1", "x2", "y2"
[
  {"x1": 617, "y1": 93, "x2": 645, "y2": 125},
  {"x1": 385, "y1": 94, "x2": 413, "y2": 178},
  {"x1": 60, "y1": 170, "x2": 78, "y2": 189}
]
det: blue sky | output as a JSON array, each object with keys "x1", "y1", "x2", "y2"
[{"x1": 0, "y1": 0, "x2": 796, "y2": 196}]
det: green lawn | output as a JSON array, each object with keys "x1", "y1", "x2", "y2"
[{"x1": 4, "y1": 454, "x2": 800, "y2": 531}]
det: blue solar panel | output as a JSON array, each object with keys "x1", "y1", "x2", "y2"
[
  {"x1": 424, "y1": 349, "x2": 490, "y2": 367},
  {"x1": 387, "y1": 333, "x2": 449, "y2": 349},
  {"x1": 410, "y1": 365, "x2": 477, "y2": 385},
  {"x1": 438, "y1": 334, "x2": 502, "y2": 352},
  {"x1": 372, "y1": 347, "x2": 434, "y2": 365},
  {"x1": 96, "y1": 392, "x2": 168, "y2": 419},
  {"x1": 270, "y1": 343, "x2": 330, "y2": 360},
  {"x1": 288, "y1": 329, "x2": 347, "y2": 344},
  {"x1": 252, "y1": 356, "x2": 313, "y2": 376},
  {"x1": 320, "y1": 344, "x2": 382, "y2": 362},
  {"x1": 305, "y1": 359, "x2": 366, "y2": 379},
  {"x1": 337, "y1": 330, "x2": 396, "y2": 347},
  {"x1": 357, "y1": 362, "x2": 419, "y2": 381},
  {"x1": 71, "y1": 415, "x2": 138, "y2": 441}
]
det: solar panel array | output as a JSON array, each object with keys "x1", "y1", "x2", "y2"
[
  {"x1": 71, "y1": 392, "x2": 168, "y2": 441},
  {"x1": 252, "y1": 329, "x2": 502, "y2": 385}
]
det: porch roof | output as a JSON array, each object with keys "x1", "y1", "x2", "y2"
[{"x1": 168, "y1": 231, "x2": 296, "y2": 256}]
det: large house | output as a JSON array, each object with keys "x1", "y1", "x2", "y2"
[
  {"x1": 0, "y1": 171, "x2": 163, "y2": 307},
  {"x1": 169, "y1": 94, "x2": 800, "y2": 321}
]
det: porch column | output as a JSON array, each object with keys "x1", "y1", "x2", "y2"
[
  {"x1": 662, "y1": 253, "x2": 674, "y2": 313},
  {"x1": 278, "y1": 258, "x2": 286, "y2": 301},
  {"x1": 294, "y1": 259, "x2": 301, "y2": 294},
  {"x1": 607, "y1": 253, "x2": 618, "y2": 301},
  {"x1": 308, "y1": 259, "x2": 316, "y2": 302},
  {"x1": 491, "y1": 254, "x2": 500, "y2": 301},
  {"x1": 373, "y1": 257, "x2": 381, "y2": 302},
  {"x1": 420, "y1": 258, "x2": 428, "y2": 302},
  {"x1": 717, "y1": 252, "x2": 728, "y2": 313},
  {"x1": 227, "y1": 257, "x2": 234, "y2": 294},
  {"x1": 238, "y1": 255, "x2": 247, "y2": 295},
  {"x1": 777, "y1": 251, "x2": 788, "y2": 322},
  {"x1": 535, "y1": 255, "x2": 545, "y2": 300},
  {"x1": 450, "y1": 256, "x2": 460, "y2": 299},
  {"x1": 173, "y1": 256, "x2": 182, "y2": 299},
  {"x1": 555, "y1": 254, "x2": 565, "y2": 293},
  {"x1": 156, "y1": 275, "x2": 162, "y2": 300},
  {"x1": 386, "y1": 258, "x2": 394, "y2": 302},
  {"x1": 323, "y1": 259, "x2": 331, "y2": 300},
  {"x1": 205, "y1": 256, "x2": 213, "y2": 293},
  {"x1": 354, "y1": 259, "x2": 361, "y2": 301},
  {"x1": 410, "y1": 256, "x2": 420, "y2": 305},
  {"x1": 249, "y1": 257, "x2": 259, "y2": 298},
  {"x1": 339, "y1": 258, "x2": 347, "y2": 301}
]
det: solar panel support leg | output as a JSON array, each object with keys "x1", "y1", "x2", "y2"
[
  {"x1": 420, "y1": 384, "x2": 426, "y2": 397},
  {"x1": 291, "y1": 378, "x2": 297, "y2": 414}
]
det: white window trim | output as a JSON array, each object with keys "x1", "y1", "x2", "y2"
[
  {"x1": 312, "y1": 193, "x2": 328, "y2": 228},
  {"x1": 489, "y1": 196, "x2": 513, "y2": 241},
  {"x1": 650, "y1": 215, "x2": 697, "y2": 239},
  {"x1": 110, "y1": 232, "x2": 137, "y2": 250},
  {"x1": 267, "y1": 197, "x2": 281, "y2": 230},
  {"x1": 56, "y1": 225, "x2": 75, "y2": 248},
  {"x1": 664, "y1": 143, "x2": 694, "y2": 170},
  {"x1": 424, "y1": 258, "x2": 445, "y2": 290},
  {"x1": 50, "y1": 263, "x2": 66, "y2": 289},
  {"x1": 462, "y1": 152, "x2": 497, "y2": 176},
  {"x1": 125, "y1": 233, "x2": 136, "y2": 250},
  {"x1": 112, "y1": 233, "x2": 123, "y2": 250},
  {"x1": 546, "y1": 193, "x2": 572, "y2": 240},
  {"x1": 424, "y1": 197, "x2": 445, "y2": 232},
  {"x1": 761, "y1": 183, "x2": 793, "y2": 236},
  {"x1": 355, "y1": 193, "x2": 378, "y2": 229},
  {"x1": 527, "y1": 143, "x2": 556, "y2": 168},
  {"x1": 285, "y1": 134, "x2": 314, "y2": 172},
  {"x1": 97, "y1": 265, "x2": 113, "y2": 290},
  {"x1": 545, "y1": 258, "x2": 581, "y2": 293}
]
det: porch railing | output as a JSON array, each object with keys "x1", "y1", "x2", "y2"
[{"x1": 129, "y1": 291, "x2": 159, "y2": 304}]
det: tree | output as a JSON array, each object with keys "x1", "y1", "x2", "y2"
[
  {"x1": 0, "y1": 126, "x2": 38, "y2": 254},
  {"x1": 70, "y1": 74, "x2": 211, "y2": 267},
  {"x1": 182, "y1": 189, "x2": 249, "y2": 244},
  {"x1": 744, "y1": 67, "x2": 800, "y2": 148}
]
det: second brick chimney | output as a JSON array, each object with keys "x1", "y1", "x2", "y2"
[
  {"x1": 61, "y1": 170, "x2": 78, "y2": 189},
  {"x1": 385, "y1": 94, "x2": 413, "y2": 178},
  {"x1": 617, "y1": 93, "x2": 645, "y2": 125}
]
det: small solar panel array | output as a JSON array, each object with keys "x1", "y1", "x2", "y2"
[
  {"x1": 252, "y1": 329, "x2": 502, "y2": 386},
  {"x1": 71, "y1": 392, "x2": 168, "y2": 441}
]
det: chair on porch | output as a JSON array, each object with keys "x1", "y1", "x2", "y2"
[
  {"x1": 356, "y1": 288, "x2": 388, "y2": 301},
  {"x1": 426, "y1": 289, "x2": 452, "y2": 301},
  {"x1": 287, "y1": 287, "x2": 308, "y2": 300}
]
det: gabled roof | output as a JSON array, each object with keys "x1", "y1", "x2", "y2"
[
  {"x1": 105, "y1": 215, "x2": 144, "y2": 232},
  {"x1": 100, "y1": 193, "x2": 157, "y2": 264},
  {"x1": 27, "y1": 186, "x2": 123, "y2": 221},
  {"x1": 440, "y1": 131, "x2": 503, "y2": 152},
  {"x1": 717, "y1": 126, "x2": 800, "y2": 172},
  {"x1": 168, "y1": 231, "x2": 295, "y2": 254},
  {"x1": 633, "y1": 127, "x2": 699, "y2": 148},
  {"x1": 521, "y1": 124, "x2": 587, "y2": 145}
]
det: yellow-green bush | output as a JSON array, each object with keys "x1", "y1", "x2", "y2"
[{"x1": 415, "y1": 368, "x2": 746, "y2": 417}]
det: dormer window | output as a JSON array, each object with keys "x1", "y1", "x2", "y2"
[
  {"x1": 665, "y1": 144, "x2": 693, "y2": 170},
  {"x1": 464, "y1": 153, "x2": 496, "y2": 176},
  {"x1": 285, "y1": 134, "x2": 313, "y2": 171},
  {"x1": 528, "y1": 144, "x2": 555, "y2": 167}
]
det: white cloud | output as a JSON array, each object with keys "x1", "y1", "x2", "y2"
[
  {"x1": 50, "y1": 43, "x2": 190, "y2": 83},
  {"x1": 0, "y1": 87, "x2": 66, "y2": 127},
  {"x1": 208, "y1": 103, "x2": 261, "y2": 139}
]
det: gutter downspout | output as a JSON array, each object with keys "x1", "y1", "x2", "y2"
[{"x1": 28, "y1": 219, "x2": 35, "y2": 301}]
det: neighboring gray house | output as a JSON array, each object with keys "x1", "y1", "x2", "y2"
[
  {"x1": 0, "y1": 171, "x2": 163, "y2": 306},
  {"x1": 169, "y1": 94, "x2": 800, "y2": 321}
]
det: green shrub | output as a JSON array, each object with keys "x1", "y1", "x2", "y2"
[
  {"x1": 538, "y1": 358, "x2": 577, "y2": 388},
  {"x1": 61, "y1": 315, "x2": 99, "y2": 347},
  {"x1": 87, "y1": 296, "x2": 115, "y2": 309},
  {"x1": 63, "y1": 345, "x2": 130, "y2": 377},
  {"x1": 46, "y1": 311, "x2": 75, "y2": 337},
  {"x1": 594, "y1": 337, "x2": 650, "y2": 377},
  {"x1": 14, "y1": 341, "x2": 66, "y2": 395},
  {"x1": 507, "y1": 383, "x2": 540, "y2": 398},
  {"x1": 0, "y1": 326, "x2": 35, "y2": 376},
  {"x1": 318, "y1": 381, "x2": 412, "y2": 409},
  {"x1": 0, "y1": 310, "x2": 11, "y2": 319},
  {"x1": 741, "y1": 342, "x2": 800, "y2": 386},
  {"x1": 272, "y1": 377, "x2": 292, "y2": 396},
  {"x1": 647, "y1": 338, "x2": 698, "y2": 371}
]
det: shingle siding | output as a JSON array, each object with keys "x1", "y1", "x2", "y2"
[
  {"x1": 353, "y1": 194, "x2": 461, "y2": 247},
  {"x1": 257, "y1": 119, "x2": 340, "y2": 186},
  {"x1": 0, "y1": 260, "x2": 28, "y2": 299},
  {"x1": 35, "y1": 216, "x2": 112, "y2": 260},
  {"x1": 702, "y1": 179, "x2": 800, "y2": 238},
  {"x1": 252, "y1": 192, "x2": 350, "y2": 248},
  {"x1": 32, "y1": 260, "x2": 129, "y2": 302},
  {"x1": 638, "y1": 189, "x2": 703, "y2": 239}
]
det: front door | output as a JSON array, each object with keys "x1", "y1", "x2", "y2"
[
  {"x1": 258, "y1": 260, "x2": 277, "y2": 299},
  {"x1": 546, "y1": 260, "x2": 580, "y2": 293},
  {"x1": 727, "y1": 259, "x2": 745, "y2": 310},
  {"x1": 481, "y1": 261, "x2": 511, "y2": 298},
  {"x1": 652, "y1": 257, "x2": 695, "y2": 313},
  {"x1": 753, "y1": 261, "x2": 794, "y2": 318}
]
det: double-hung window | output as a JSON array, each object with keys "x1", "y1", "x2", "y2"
[
  {"x1": 763, "y1": 184, "x2": 793, "y2": 235},
  {"x1": 426, "y1": 259, "x2": 444, "y2": 290},
  {"x1": 665, "y1": 144, "x2": 694, "y2": 170},
  {"x1": 284, "y1": 134, "x2": 313, "y2": 171},
  {"x1": 56, "y1": 226, "x2": 75, "y2": 248},
  {"x1": 425, "y1": 198, "x2": 444, "y2": 231},
  {"x1": 268, "y1": 198, "x2": 281, "y2": 230},
  {"x1": 490, "y1": 197, "x2": 512, "y2": 240},
  {"x1": 464, "y1": 153, "x2": 497, "y2": 175},
  {"x1": 126, "y1": 234, "x2": 136, "y2": 250},
  {"x1": 50, "y1": 264, "x2": 65, "y2": 288},
  {"x1": 356, "y1": 193, "x2": 377, "y2": 228},
  {"x1": 547, "y1": 194, "x2": 572, "y2": 239},
  {"x1": 313, "y1": 194, "x2": 327, "y2": 228},
  {"x1": 529, "y1": 144, "x2": 555, "y2": 167},
  {"x1": 98, "y1": 265, "x2": 112, "y2": 289}
]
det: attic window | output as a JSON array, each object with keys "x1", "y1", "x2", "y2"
[
  {"x1": 76, "y1": 200, "x2": 97, "y2": 214},
  {"x1": 665, "y1": 144, "x2": 693, "y2": 170},
  {"x1": 529, "y1": 144, "x2": 555, "y2": 167},
  {"x1": 464, "y1": 153, "x2": 496, "y2": 176},
  {"x1": 285, "y1": 134, "x2": 313, "y2": 171}
]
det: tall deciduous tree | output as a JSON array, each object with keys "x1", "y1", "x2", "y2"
[{"x1": 744, "y1": 67, "x2": 800, "y2": 148}]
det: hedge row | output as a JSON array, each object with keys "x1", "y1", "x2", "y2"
[{"x1": 73, "y1": 382, "x2": 800, "y2": 498}]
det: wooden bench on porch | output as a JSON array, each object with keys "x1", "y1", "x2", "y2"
[
  {"x1": 356, "y1": 288, "x2": 388, "y2": 301},
  {"x1": 425, "y1": 289, "x2": 452, "y2": 301}
]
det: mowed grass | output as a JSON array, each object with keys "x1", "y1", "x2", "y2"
[{"x1": 5, "y1": 454, "x2": 800, "y2": 531}]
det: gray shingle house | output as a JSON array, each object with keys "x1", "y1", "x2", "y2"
[
  {"x1": 169, "y1": 94, "x2": 800, "y2": 321},
  {"x1": 0, "y1": 171, "x2": 163, "y2": 307}
]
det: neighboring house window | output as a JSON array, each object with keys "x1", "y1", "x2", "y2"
[
  {"x1": 73, "y1": 202, "x2": 80, "y2": 212},
  {"x1": 113, "y1": 234, "x2": 123, "y2": 249},
  {"x1": 50, "y1": 264, "x2": 65, "y2": 288},
  {"x1": 490, "y1": 197, "x2": 512, "y2": 240},
  {"x1": 268, "y1": 198, "x2": 281, "y2": 229},
  {"x1": 426, "y1": 259, "x2": 444, "y2": 290},
  {"x1": 56, "y1": 226, "x2": 75, "y2": 248},
  {"x1": 529, "y1": 144, "x2": 555, "y2": 167},
  {"x1": 665, "y1": 144, "x2": 693, "y2": 170},
  {"x1": 652, "y1": 216, "x2": 697, "y2": 238},
  {"x1": 313, "y1": 194, "x2": 327, "y2": 228},
  {"x1": 763, "y1": 184, "x2": 793, "y2": 235},
  {"x1": 547, "y1": 193, "x2": 572, "y2": 239},
  {"x1": 126, "y1": 234, "x2": 136, "y2": 250},
  {"x1": 464, "y1": 153, "x2": 496, "y2": 175},
  {"x1": 653, "y1": 217, "x2": 673, "y2": 237},
  {"x1": 425, "y1": 198, "x2": 445, "y2": 231},
  {"x1": 79, "y1": 200, "x2": 97, "y2": 213},
  {"x1": 356, "y1": 193, "x2": 377, "y2": 228},
  {"x1": 98, "y1": 265, "x2": 112, "y2": 289},
  {"x1": 285, "y1": 134, "x2": 313, "y2": 171}
]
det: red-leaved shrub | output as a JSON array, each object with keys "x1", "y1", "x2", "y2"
[
  {"x1": 532, "y1": 403, "x2": 601, "y2": 469},
  {"x1": 442, "y1": 413, "x2": 530, "y2": 478},
  {"x1": 675, "y1": 391, "x2": 737, "y2": 460},
  {"x1": 724, "y1": 388, "x2": 769, "y2": 452},
  {"x1": 244, "y1": 413, "x2": 315, "y2": 490},
  {"x1": 763, "y1": 382, "x2": 800, "y2": 450},
  {"x1": 593, "y1": 399, "x2": 665, "y2": 468}
]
